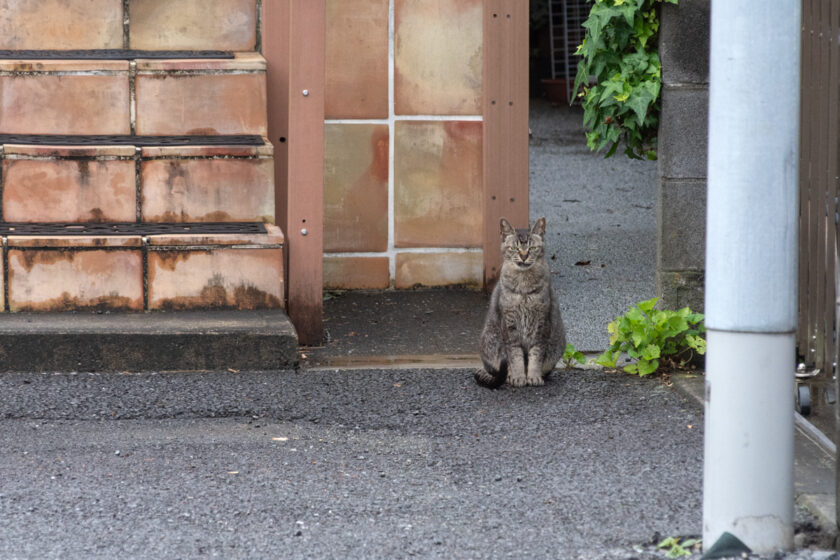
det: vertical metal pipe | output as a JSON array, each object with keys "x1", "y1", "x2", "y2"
[{"x1": 704, "y1": 0, "x2": 801, "y2": 553}]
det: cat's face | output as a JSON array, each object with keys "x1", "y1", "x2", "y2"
[{"x1": 500, "y1": 217, "x2": 546, "y2": 270}]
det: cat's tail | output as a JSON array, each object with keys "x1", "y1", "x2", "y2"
[{"x1": 474, "y1": 362, "x2": 506, "y2": 389}]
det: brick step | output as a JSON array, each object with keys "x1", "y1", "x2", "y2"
[
  {"x1": 0, "y1": 53, "x2": 267, "y2": 136},
  {"x1": 0, "y1": 141, "x2": 275, "y2": 224},
  {"x1": 1, "y1": 225, "x2": 285, "y2": 312}
]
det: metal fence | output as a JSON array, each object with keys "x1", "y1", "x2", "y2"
[{"x1": 798, "y1": 0, "x2": 839, "y2": 372}]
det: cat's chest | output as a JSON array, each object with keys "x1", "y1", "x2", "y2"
[{"x1": 500, "y1": 289, "x2": 548, "y2": 324}]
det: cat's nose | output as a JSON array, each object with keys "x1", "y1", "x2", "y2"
[{"x1": 519, "y1": 250, "x2": 530, "y2": 260}]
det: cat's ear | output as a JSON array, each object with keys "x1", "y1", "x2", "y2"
[
  {"x1": 531, "y1": 217, "x2": 546, "y2": 237},
  {"x1": 500, "y1": 218, "x2": 515, "y2": 239}
]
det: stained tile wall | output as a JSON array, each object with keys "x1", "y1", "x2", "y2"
[{"x1": 324, "y1": 0, "x2": 483, "y2": 290}]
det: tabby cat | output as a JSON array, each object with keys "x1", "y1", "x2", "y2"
[{"x1": 476, "y1": 217, "x2": 566, "y2": 388}]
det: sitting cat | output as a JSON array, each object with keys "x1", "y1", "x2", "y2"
[{"x1": 476, "y1": 217, "x2": 566, "y2": 388}]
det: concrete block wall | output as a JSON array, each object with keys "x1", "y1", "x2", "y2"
[
  {"x1": 323, "y1": 0, "x2": 484, "y2": 290},
  {"x1": 656, "y1": 0, "x2": 710, "y2": 312}
]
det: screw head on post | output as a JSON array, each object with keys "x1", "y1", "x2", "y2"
[
  {"x1": 301, "y1": 228, "x2": 308, "y2": 236},
  {"x1": 302, "y1": 89, "x2": 310, "y2": 97}
]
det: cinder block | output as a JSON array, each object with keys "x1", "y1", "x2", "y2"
[
  {"x1": 0, "y1": 61, "x2": 130, "y2": 135},
  {"x1": 0, "y1": 0, "x2": 123, "y2": 50},
  {"x1": 657, "y1": 180, "x2": 706, "y2": 271},
  {"x1": 659, "y1": 0, "x2": 711, "y2": 86},
  {"x1": 135, "y1": 54, "x2": 267, "y2": 136},
  {"x1": 141, "y1": 143, "x2": 274, "y2": 223},
  {"x1": 326, "y1": 0, "x2": 389, "y2": 119},
  {"x1": 147, "y1": 226, "x2": 284, "y2": 310},
  {"x1": 657, "y1": 270, "x2": 705, "y2": 314},
  {"x1": 2, "y1": 145, "x2": 136, "y2": 222},
  {"x1": 324, "y1": 257, "x2": 390, "y2": 290},
  {"x1": 658, "y1": 87, "x2": 709, "y2": 180},
  {"x1": 324, "y1": 124, "x2": 388, "y2": 252},
  {"x1": 8, "y1": 240, "x2": 144, "y2": 312},
  {"x1": 395, "y1": 252, "x2": 482, "y2": 289},
  {"x1": 129, "y1": 0, "x2": 258, "y2": 51},
  {"x1": 394, "y1": 121, "x2": 483, "y2": 248},
  {"x1": 394, "y1": 0, "x2": 482, "y2": 115}
]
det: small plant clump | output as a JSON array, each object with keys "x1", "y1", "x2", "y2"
[
  {"x1": 561, "y1": 343, "x2": 587, "y2": 369},
  {"x1": 596, "y1": 297, "x2": 705, "y2": 376},
  {"x1": 657, "y1": 536, "x2": 700, "y2": 558},
  {"x1": 573, "y1": 0, "x2": 678, "y2": 159}
]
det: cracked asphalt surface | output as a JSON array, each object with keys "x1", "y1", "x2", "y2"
[{"x1": 1, "y1": 368, "x2": 704, "y2": 559}]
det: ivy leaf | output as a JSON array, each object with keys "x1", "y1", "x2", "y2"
[{"x1": 637, "y1": 359, "x2": 659, "y2": 376}]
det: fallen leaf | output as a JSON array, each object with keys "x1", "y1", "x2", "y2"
[
  {"x1": 393, "y1": 382, "x2": 402, "y2": 388},
  {"x1": 228, "y1": 368, "x2": 239, "y2": 373},
  {"x1": 575, "y1": 260, "x2": 591, "y2": 266}
]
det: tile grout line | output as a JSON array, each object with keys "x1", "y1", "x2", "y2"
[
  {"x1": 135, "y1": 148, "x2": 142, "y2": 222},
  {"x1": 142, "y1": 237, "x2": 149, "y2": 311},
  {"x1": 122, "y1": 0, "x2": 130, "y2": 49},
  {"x1": 2, "y1": 237, "x2": 8, "y2": 312}
]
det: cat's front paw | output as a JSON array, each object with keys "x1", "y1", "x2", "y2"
[
  {"x1": 526, "y1": 375, "x2": 545, "y2": 387},
  {"x1": 508, "y1": 374, "x2": 528, "y2": 388}
]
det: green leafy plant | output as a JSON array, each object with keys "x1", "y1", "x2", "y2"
[
  {"x1": 596, "y1": 297, "x2": 705, "y2": 376},
  {"x1": 572, "y1": 0, "x2": 678, "y2": 159},
  {"x1": 657, "y1": 536, "x2": 700, "y2": 558},
  {"x1": 561, "y1": 343, "x2": 587, "y2": 369}
]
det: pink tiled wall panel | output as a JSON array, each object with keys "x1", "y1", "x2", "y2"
[
  {"x1": 324, "y1": 257, "x2": 391, "y2": 290},
  {"x1": 326, "y1": 0, "x2": 389, "y2": 119},
  {"x1": 394, "y1": 121, "x2": 483, "y2": 248},
  {"x1": 395, "y1": 252, "x2": 482, "y2": 289},
  {"x1": 394, "y1": 0, "x2": 483, "y2": 115},
  {"x1": 324, "y1": 124, "x2": 389, "y2": 252}
]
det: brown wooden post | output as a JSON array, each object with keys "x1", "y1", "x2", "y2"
[
  {"x1": 263, "y1": 0, "x2": 325, "y2": 345},
  {"x1": 482, "y1": 0, "x2": 530, "y2": 290}
]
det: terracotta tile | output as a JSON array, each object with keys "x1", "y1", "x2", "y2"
[
  {"x1": 0, "y1": 0, "x2": 123, "y2": 50},
  {"x1": 135, "y1": 71, "x2": 267, "y2": 136},
  {"x1": 3, "y1": 158, "x2": 136, "y2": 222},
  {"x1": 395, "y1": 252, "x2": 482, "y2": 289},
  {"x1": 142, "y1": 157, "x2": 275, "y2": 223},
  {"x1": 148, "y1": 248, "x2": 284, "y2": 310},
  {"x1": 7, "y1": 236, "x2": 143, "y2": 248},
  {"x1": 394, "y1": 0, "x2": 482, "y2": 115},
  {"x1": 8, "y1": 249, "x2": 143, "y2": 311},
  {"x1": 325, "y1": 0, "x2": 389, "y2": 119},
  {"x1": 0, "y1": 71, "x2": 131, "y2": 135},
  {"x1": 129, "y1": 0, "x2": 258, "y2": 51},
  {"x1": 324, "y1": 124, "x2": 388, "y2": 252},
  {"x1": 323, "y1": 257, "x2": 390, "y2": 290},
  {"x1": 394, "y1": 121, "x2": 483, "y2": 247},
  {"x1": 147, "y1": 224, "x2": 284, "y2": 247}
]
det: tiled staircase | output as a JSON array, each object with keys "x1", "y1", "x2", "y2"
[{"x1": 0, "y1": 2, "x2": 297, "y2": 371}]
